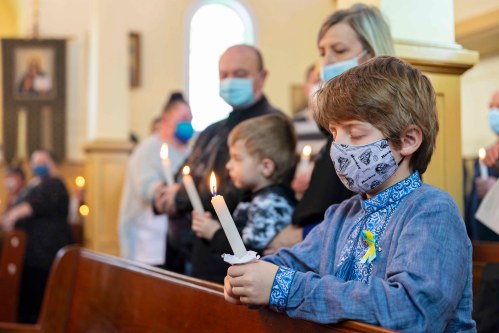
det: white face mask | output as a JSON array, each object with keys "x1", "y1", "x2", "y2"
[{"x1": 320, "y1": 50, "x2": 368, "y2": 82}]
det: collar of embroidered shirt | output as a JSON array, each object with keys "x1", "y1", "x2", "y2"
[{"x1": 362, "y1": 171, "x2": 422, "y2": 214}]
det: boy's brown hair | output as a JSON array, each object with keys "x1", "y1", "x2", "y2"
[
  {"x1": 228, "y1": 114, "x2": 297, "y2": 183},
  {"x1": 315, "y1": 56, "x2": 438, "y2": 174}
]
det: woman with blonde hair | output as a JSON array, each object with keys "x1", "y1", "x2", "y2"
[{"x1": 267, "y1": 3, "x2": 395, "y2": 253}]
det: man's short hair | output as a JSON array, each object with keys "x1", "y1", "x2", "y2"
[
  {"x1": 32, "y1": 149, "x2": 59, "y2": 165},
  {"x1": 226, "y1": 44, "x2": 265, "y2": 71},
  {"x1": 228, "y1": 114, "x2": 297, "y2": 183},
  {"x1": 316, "y1": 56, "x2": 438, "y2": 174}
]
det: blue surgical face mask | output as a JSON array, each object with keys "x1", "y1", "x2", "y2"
[
  {"x1": 32, "y1": 165, "x2": 50, "y2": 178},
  {"x1": 175, "y1": 121, "x2": 194, "y2": 144},
  {"x1": 320, "y1": 50, "x2": 368, "y2": 82},
  {"x1": 219, "y1": 78, "x2": 254, "y2": 109},
  {"x1": 488, "y1": 107, "x2": 499, "y2": 135}
]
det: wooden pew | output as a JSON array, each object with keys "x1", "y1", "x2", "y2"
[
  {"x1": 472, "y1": 241, "x2": 499, "y2": 295},
  {"x1": 0, "y1": 230, "x2": 27, "y2": 322},
  {"x1": 0, "y1": 246, "x2": 394, "y2": 333}
]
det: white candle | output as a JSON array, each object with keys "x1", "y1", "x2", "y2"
[
  {"x1": 479, "y1": 148, "x2": 489, "y2": 180},
  {"x1": 210, "y1": 171, "x2": 247, "y2": 258},
  {"x1": 17, "y1": 109, "x2": 27, "y2": 160},
  {"x1": 182, "y1": 166, "x2": 204, "y2": 214},
  {"x1": 160, "y1": 143, "x2": 175, "y2": 185},
  {"x1": 298, "y1": 145, "x2": 312, "y2": 173}
]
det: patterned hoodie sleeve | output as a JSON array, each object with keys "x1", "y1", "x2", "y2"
[{"x1": 242, "y1": 192, "x2": 294, "y2": 251}]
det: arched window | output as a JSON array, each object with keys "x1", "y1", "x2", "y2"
[{"x1": 188, "y1": 2, "x2": 254, "y2": 131}]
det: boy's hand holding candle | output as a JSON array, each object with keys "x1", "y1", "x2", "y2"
[{"x1": 225, "y1": 260, "x2": 278, "y2": 305}]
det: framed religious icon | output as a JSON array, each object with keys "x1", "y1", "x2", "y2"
[
  {"x1": 13, "y1": 45, "x2": 56, "y2": 100},
  {"x1": 129, "y1": 32, "x2": 141, "y2": 88},
  {"x1": 1, "y1": 38, "x2": 66, "y2": 163}
]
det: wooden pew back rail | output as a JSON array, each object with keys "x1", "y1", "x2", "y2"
[
  {"x1": 472, "y1": 241, "x2": 499, "y2": 295},
  {"x1": 0, "y1": 246, "x2": 394, "y2": 333}
]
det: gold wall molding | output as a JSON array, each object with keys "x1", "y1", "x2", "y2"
[
  {"x1": 395, "y1": 40, "x2": 479, "y2": 75},
  {"x1": 396, "y1": 42, "x2": 478, "y2": 212},
  {"x1": 456, "y1": 8, "x2": 499, "y2": 58}
]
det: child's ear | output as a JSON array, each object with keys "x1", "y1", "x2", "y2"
[
  {"x1": 399, "y1": 125, "x2": 422, "y2": 157},
  {"x1": 260, "y1": 158, "x2": 276, "y2": 178}
]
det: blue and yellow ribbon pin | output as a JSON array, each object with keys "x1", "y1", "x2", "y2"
[{"x1": 360, "y1": 230, "x2": 376, "y2": 264}]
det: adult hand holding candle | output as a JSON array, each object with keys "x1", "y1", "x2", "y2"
[
  {"x1": 479, "y1": 148, "x2": 489, "y2": 180},
  {"x1": 210, "y1": 171, "x2": 247, "y2": 258},
  {"x1": 160, "y1": 143, "x2": 175, "y2": 185},
  {"x1": 182, "y1": 166, "x2": 204, "y2": 214}
]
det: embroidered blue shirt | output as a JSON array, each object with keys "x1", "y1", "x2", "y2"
[
  {"x1": 264, "y1": 173, "x2": 475, "y2": 332},
  {"x1": 334, "y1": 171, "x2": 422, "y2": 283}
]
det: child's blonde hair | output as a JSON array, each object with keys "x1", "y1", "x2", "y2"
[
  {"x1": 228, "y1": 114, "x2": 297, "y2": 183},
  {"x1": 316, "y1": 56, "x2": 438, "y2": 174}
]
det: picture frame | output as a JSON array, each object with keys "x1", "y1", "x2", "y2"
[
  {"x1": 12, "y1": 43, "x2": 56, "y2": 100},
  {"x1": 1, "y1": 38, "x2": 66, "y2": 163},
  {"x1": 129, "y1": 32, "x2": 141, "y2": 88}
]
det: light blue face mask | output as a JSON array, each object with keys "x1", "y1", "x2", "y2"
[
  {"x1": 320, "y1": 50, "x2": 368, "y2": 82},
  {"x1": 489, "y1": 107, "x2": 499, "y2": 135},
  {"x1": 219, "y1": 78, "x2": 254, "y2": 109}
]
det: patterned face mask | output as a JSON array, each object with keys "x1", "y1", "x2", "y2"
[{"x1": 330, "y1": 138, "x2": 402, "y2": 194}]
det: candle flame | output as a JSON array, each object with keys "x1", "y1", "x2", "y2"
[
  {"x1": 160, "y1": 143, "x2": 169, "y2": 160},
  {"x1": 75, "y1": 176, "x2": 85, "y2": 188},
  {"x1": 182, "y1": 166, "x2": 190, "y2": 175},
  {"x1": 302, "y1": 145, "x2": 312, "y2": 158},
  {"x1": 210, "y1": 171, "x2": 217, "y2": 196},
  {"x1": 479, "y1": 148, "x2": 486, "y2": 160}
]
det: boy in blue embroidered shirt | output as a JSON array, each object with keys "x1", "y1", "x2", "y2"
[{"x1": 223, "y1": 56, "x2": 476, "y2": 333}]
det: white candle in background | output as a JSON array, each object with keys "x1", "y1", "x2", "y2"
[
  {"x1": 210, "y1": 171, "x2": 247, "y2": 258},
  {"x1": 479, "y1": 148, "x2": 489, "y2": 180},
  {"x1": 17, "y1": 109, "x2": 27, "y2": 160},
  {"x1": 298, "y1": 145, "x2": 312, "y2": 173},
  {"x1": 182, "y1": 166, "x2": 204, "y2": 214},
  {"x1": 160, "y1": 143, "x2": 175, "y2": 185}
]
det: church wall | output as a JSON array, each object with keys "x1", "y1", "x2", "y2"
[
  {"x1": 454, "y1": 0, "x2": 499, "y2": 21},
  {"x1": 5, "y1": 1, "x2": 499, "y2": 162},
  {"x1": 460, "y1": 55, "x2": 499, "y2": 157},
  {"x1": 454, "y1": 0, "x2": 499, "y2": 157},
  {"x1": 13, "y1": 0, "x2": 334, "y2": 161}
]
